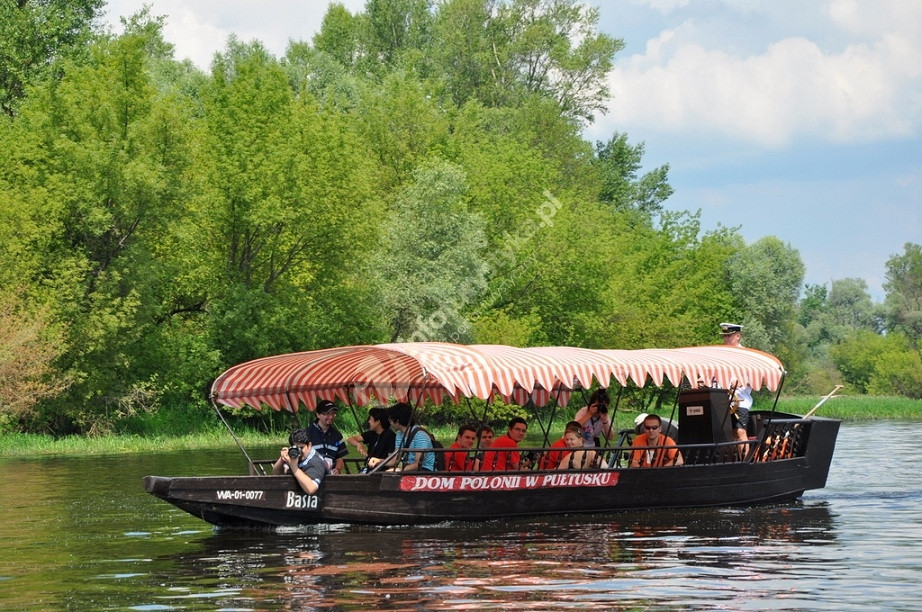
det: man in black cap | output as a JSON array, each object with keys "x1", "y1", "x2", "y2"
[{"x1": 307, "y1": 399, "x2": 347, "y2": 474}]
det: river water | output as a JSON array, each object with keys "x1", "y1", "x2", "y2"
[{"x1": 1, "y1": 421, "x2": 920, "y2": 610}]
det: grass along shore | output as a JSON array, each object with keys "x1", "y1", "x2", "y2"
[{"x1": 2, "y1": 395, "x2": 920, "y2": 459}]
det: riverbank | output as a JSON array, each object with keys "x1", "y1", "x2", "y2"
[{"x1": 2, "y1": 395, "x2": 919, "y2": 458}]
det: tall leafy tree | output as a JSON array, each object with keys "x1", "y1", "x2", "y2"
[
  {"x1": 0, "y1": 16, "x2": 197, "y2": 432},
  {"x1": 798, "y1": 283, "x2": 828, "y2": 328},
  {"x1": 827, "y1": 278, "x2": 881, "y2": 332},
  {"x1": 0, "y1": 0, "x2": 103, "y2": 116},
  {"x1": 800, "y1": 278, "x2": 881, "y2": 349},
  {"x1": 0, "y1": 292, "x2": 68, "y2": 431},
  {"x1": 591, "y1": 212, "x2": 742, "y2": 349},
  {"x1": 726, "y1": 236, "x2": 805, "y2": 354},
  {"x1": 595, "y1": 132, "x2": 673, "y2": 218},
  {"x1": 883, "y1": 242, "x2": 922, "y2": 345},
  {"x1": 432, "y1": 0, "x2": 623, "y2": 123},
  {"x1": 352, "y1": 69, "x2": 450, "y2": 187},
  {"x1": 312, "y1": 2, "x2": 362, "y2": 67},
  {"x1": 362, "y1": 0, "x2": 433, "y2": 70},
  {"x1": 196, "y1": 39, "x2": 383, "y2": 365},
  {"x1": 830, "y1": 330, "x2": 922, "y2": 397},
  {"x1": 371, "y1": 159, "x2": 488, "y2": 342}
]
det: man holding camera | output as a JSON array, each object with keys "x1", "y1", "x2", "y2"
[{"x1": 272, "y1": 428, "x2": 328, "y2": 494}]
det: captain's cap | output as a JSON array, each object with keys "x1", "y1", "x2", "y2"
[
  {"x1": 719, "y1": 322, "x2": 742, "y2": 335},
  {"x1": 316, "y1": 399, "x2": 338, "y2": 414}
]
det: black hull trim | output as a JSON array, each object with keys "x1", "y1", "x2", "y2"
[{"x1": 144, "y1": 461, "x2": 814, "y2": 528}]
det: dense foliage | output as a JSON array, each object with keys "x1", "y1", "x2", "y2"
[{"x1": 0, "y1": 1, "x2": 919, "y2": 435}]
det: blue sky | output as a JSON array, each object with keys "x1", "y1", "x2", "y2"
[{"x1": 102, "y1": 1, "x2": 922, "y2": 300}]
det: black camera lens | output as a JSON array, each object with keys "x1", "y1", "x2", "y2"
[
  {"x1": 598, "y1": 405, "x2": 608, "y2": 414},
  {"x1": 288, "y1": 446, "x2": 301, "y2": 459}
]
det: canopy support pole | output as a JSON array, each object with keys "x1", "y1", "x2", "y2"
[
  {"x1": 210, "y1": 398, "x2": 255, "y2": 467},
  {"x1": 473, "y1": 396, "x2": 495, "y2": 449},
  {"x1": 525, "y1": 397, "x2": 555, "y2": 447},
  {"x1": 344, "y1": 383, "x2": 365, "y2": 441},
  {"x1": 463, "y1": 396, "x2": 481, "y2": 425},
  {"x1": 606, "y1": 384, "x2": 625, "y2": 448},
  {"x1": 763, "y1": 370, "x2": 787, "y2": 428}
]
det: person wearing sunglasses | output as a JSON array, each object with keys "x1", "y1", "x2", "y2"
[{"x1": 629, "y1": 414, "x2": 683, "y2": 468}]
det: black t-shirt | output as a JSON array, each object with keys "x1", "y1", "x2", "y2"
[{"x1": 361, "y1": 428, "x2": 396, "y2": 459}]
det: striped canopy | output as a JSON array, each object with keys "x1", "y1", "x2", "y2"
[{"x1": 210, "y1": 342, "x2": 785, "y2": 412}]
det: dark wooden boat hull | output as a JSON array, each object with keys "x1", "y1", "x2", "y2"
[{"x1": 144, "y1": 418, "x2": 839, "y2": 528}]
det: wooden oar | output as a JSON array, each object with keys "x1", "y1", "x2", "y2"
[{"x1": 804, "y1": 385, "x2": 843, "y2": 419}]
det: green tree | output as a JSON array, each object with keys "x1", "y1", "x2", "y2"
[
  {"x1": 352, "y1": 69, "x2": 450, "y2": 187},
  {"x1": 312, "y1": 2, "x2": 362, "y2": 67},
  {"x1": 595, "y1": 132, "x2": 673, "y2": 218},
  {"x1": 800, "y1": 278, "x2": 881, "y2": 351},
  {"x1": 828, "y1": 329, "x2": 885, "y2": 394},
  {"x1": 828, "y1": 278, "x2": 880, "y2": 330},
  {"x1": 726, "y1": 236, "x2": 805, "y2": 354},
  {"x1": 0, "y1": 0, "x2": 103, "y2": 116},
  {"x1": 790, "y1": 278, "x2": 884, "y2": 395},
  {"x1": 868, "y1": 342, "x2": 922, "y2": 398},
  {"x1": 196, "y1": 39, "x2": 384, "y2": 365},
  {"x1": 798, "y1": 283, "x2": 827, "y2": 328},
  {"x1": 371, "y1": 159, "x2": 488, "y2": 342},
  {"x1": 830, "y1": 329, "x2": 922, "y2": 397},
  {"x1": 883, "y1": 242, "x2": 922, "y2": 345},
  {"x1": 0, "y1": 17, "x2": 198, "y2": 432},
  {"x1": 362, "y1": 0, "x2": 433, "y2": 70},
  {"x1": 431, "y1": 0, "x2": 622, "y2": 122}
]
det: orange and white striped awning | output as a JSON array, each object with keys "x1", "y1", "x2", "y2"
[{"x1": 210, "y1": 342, "x2": 785, "y2": 412}]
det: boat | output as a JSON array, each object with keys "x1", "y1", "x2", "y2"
[{"x1": 143, "y1": 342, "x2": 840, "y2": 528}]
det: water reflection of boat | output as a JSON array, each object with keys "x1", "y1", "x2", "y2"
[
  {"x1": 143, "y1": 343, "x2": 840, "y2": 528},
  {"x1": 157, "y1": 503, "x2": 837, "y2": 609}
]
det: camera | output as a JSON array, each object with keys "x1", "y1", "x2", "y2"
[
  {"x1": 287, "y1": 445, "x2": 301, "y2": 459},
  {"x1": 598, "y1": 404, "x2": 609, "y2": 415}
]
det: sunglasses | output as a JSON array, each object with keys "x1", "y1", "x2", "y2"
[{"x1": 644, "y1": 425, "x2": 660, "y2": 430}]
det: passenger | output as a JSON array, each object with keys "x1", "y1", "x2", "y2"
[
  {"x1": 573, "y1": 388, "x2": 614, "y2": 447},
  {"x1": 720, "y1": 322, "x2": 754, "y2": 447},
  {"x1": 473, "y1": 425, "x2": 494, "y2": 467},
  {"x1": 272, "y1": 428, "x2": 328, "y2": 494},
  {"x1": 445, "y1": 424, "x2": 479, "y2": 471},
  {"x1": 376, "y1": 402, "x2": 435, "y2": 472},
  {"x1": 629, "y1": 414, "x2": 684, "y2": 468},
  {"x1": 346, "y1": 406, "x2": 397, "y2": 473},
  {"x1": 308, "y1": 399, "x2": 347, "y2": 475},
  {"x1": 557, "y1": 427, "x2": 607, "y2": 469},
  {"x1": 539, "y1": 421, "x2": 583, "y2": 469},
  {"x1": 481, "y1": 417, "x2": 528, "y2": 471}
]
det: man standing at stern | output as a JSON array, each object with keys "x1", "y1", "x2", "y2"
[{"x1": 720, "y1": 323, "x2": 754, "y2": 446}]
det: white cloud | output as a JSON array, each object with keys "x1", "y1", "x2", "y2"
[
  {"x1": 601, "y1": 1, "x2": 922, "y2": 147},
  {"x1": 162, "y1": 6, "x2": 228, "y2": 69}
]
